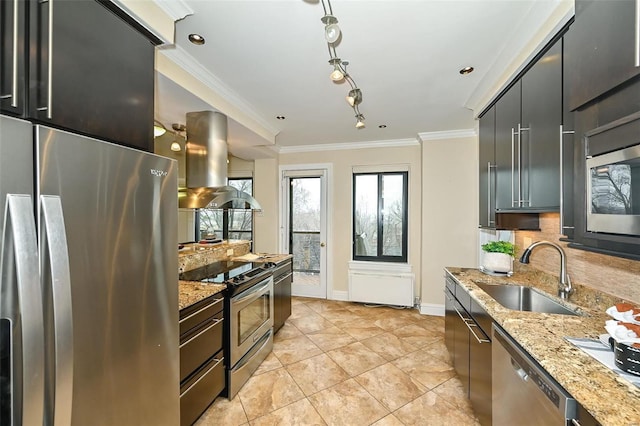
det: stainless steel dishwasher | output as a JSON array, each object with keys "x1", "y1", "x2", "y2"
[{"x1": 492, "y1": 324, "x2": 577, "y2": 424}]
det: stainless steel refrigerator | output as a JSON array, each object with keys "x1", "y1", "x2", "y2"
[{"x1": 0, "y1": 115, "x2": 179, "y2": 425}]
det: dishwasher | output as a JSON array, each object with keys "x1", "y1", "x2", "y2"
[{"x1": 492, "y1": 324, "x2": 577, "y2": 424}]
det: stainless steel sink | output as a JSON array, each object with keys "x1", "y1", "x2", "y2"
[{"x1": 474, "y1": 282, "x2": 579, "y2": 316}]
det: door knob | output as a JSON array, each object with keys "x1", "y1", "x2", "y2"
[{"x1": 320, "y1": 242, "x2": 326, "y2": 247}]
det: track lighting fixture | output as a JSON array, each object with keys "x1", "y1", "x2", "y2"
[
  {"x1": 319, "y1": 0, "x2": 366, "y2": 129},
  {"x1": 154, "y1": 120, "x2": 167, "y2": 138},
  {"x1": 346, "y1": 88, "x2": 362, "y2": 107}
]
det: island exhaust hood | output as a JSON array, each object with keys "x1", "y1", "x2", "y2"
[{"x1": 178, "y1": 111, "x2": 262, "y2": 210}]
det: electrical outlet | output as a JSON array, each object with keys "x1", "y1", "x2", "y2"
[{"x1": 227, "y1": 249, "x2": 234, "y2": 256}]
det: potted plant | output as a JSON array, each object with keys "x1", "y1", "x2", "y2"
[{"x1": 481, "y1": 240, "x2": 516, "y2": 274}]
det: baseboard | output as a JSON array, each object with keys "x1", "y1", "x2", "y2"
[
  {"x1": 420, "y1": 303, "x2": 445, "y2": 316},
  {"x1": 331, "y1": 290, "x2": 349, "y2": 301}
]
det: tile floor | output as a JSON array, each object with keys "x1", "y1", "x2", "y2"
[{"x1": 195, "y1": 297, "x2": 480, "y2": 426}]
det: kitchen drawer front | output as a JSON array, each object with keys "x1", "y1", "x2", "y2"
[
  {"x1": 273, "y1": 260, "x2": 293, "y2": 281},
  {"x1": 179, "y1": 295, "x2": 223, "y2": 337},
  {"x1": 180, "y1": 351, "x2": 225, "y2": 426},
  {"x1": 179, "y1": 311, "x2": 223, "y2": 382}
]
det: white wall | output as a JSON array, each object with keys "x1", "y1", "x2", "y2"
[
  {"x1": 420, "y1": 135, "x2": 479, "y2": 312},
  {"x1": 273, "y1": 143, "x2": 423, "y2": 298},
  {"x1": 253, "y1": 158, "x2": 279, "y2": 253}
]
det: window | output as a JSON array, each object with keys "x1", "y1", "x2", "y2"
[
  {"x1": 197, "y1": 178, "x2": 254, "y2": 243},
  {"x1": 353, "y1": 171, "x2": 408, "y2": 262}
]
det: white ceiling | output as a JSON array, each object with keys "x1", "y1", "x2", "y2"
[{"x1": 152, "y1": 0, "x2": 573, "y2": 159}]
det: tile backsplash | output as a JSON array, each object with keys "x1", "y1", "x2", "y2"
[{"x1": 515, "y1": 213, "x2": 640, "y2": 304}]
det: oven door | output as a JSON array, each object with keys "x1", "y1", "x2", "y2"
[
  {"x1": 587, "y1": 144, "x2": 640, "y2": 236},
  {"x1": 229, "y1": 276, "x2": 274, "y2": 366}
]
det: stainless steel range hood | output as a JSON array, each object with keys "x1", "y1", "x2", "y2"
[{"x1": 178, "y1": 111, "x2": 261, "y2": 210}]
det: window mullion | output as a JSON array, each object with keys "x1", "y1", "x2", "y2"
[{"x1": 377, "y1": 173, "x2": 384, "y2": 258}]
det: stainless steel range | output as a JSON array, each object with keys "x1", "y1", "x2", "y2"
[{"x1": 179, "y1": 261, "x2": 276, "y2": 398}]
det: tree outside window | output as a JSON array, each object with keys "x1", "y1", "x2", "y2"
[
  {"x1": 353, "y1": 172, "x2": 408, "y2": 262},
  {"x1": 197, "y1": 178, "x2": 253, "y2": 244}
]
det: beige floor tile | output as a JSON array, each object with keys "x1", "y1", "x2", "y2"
[
  {"x1": 372, "y1": 314, "x2": 418, "y2": 332},
  {"x1": 194, "y1": 395, "x2": 248, "y2": 426},
  {"x1": 305, "y1": 299, "x2": 351, "y2": 314},
  {"x1": 253, "y1": 351, "x2": 283, "y2": 376},
  {"x1": 289, "y1": 311, "x2": 335, "y2": 333},
  {"x1": 432, "y1": 376, "x2": 474, "y2": 413},
  {"x1": 391, "y1": 347, "x2": 455, "y2": 389},
  {"x1": 392, "y1": 323, "x2": 443, "y2": 348},
  {"x1": 326, "y1": 341, "x2": 387, "y2": 376},
  {"x1": 238, "y1": 368, "x2": 305, "y2": 420},
  {"x1": 273, "y1": 322, "x2": 303, "y2": 342},
  {"x1": 272, "y1": 334, "x2": 323, "y2": 365},
  {"x1": 420, "y1": 339, "x2": 452, "y2": 365},
  {"x1": 393, "y1": 392, "x2": 479, "y2": 426},
  {"x1": 289, "y1": 302, "x2": 316, "y2": 320},
  {"x1": 371, "y1": 414, "x2": 405, "y2": 426},
  {"x1": 337, "y1": 319, "x2": 386, "y2": 341},
  {"x1": 306, "y1": 326, "x2": 356, "y2": 351},
  {"x1": 355, "y1": 363, "x2": 427, "y2": 411},
  {"x1": 360, "y1": 332, "x2": 419, "y2": 361},
  {"x1": 249, "y1": 399, "x2": 326, "y2": 426},
  {"x1": 319, "y1": 308, "x2": 364, "y2": 325},
  {"x1": 308, "y1": 379, "x2": 389, "y2": 425},
  {"x1": 286, "y1": 353, "x2": 350, "y2": 396}
]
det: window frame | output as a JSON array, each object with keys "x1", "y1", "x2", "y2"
[
  {"x1": 352, "y1": 171, "x2": 408, "y2": 263},
  {"x1": 195, "y1": 177, "x2": 254, "y2": 245}
]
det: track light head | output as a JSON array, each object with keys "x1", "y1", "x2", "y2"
[
  {"x1": 355, "y1": 114, "x2": 365, "y2": 129},
  {"x1": 346, "y1": 88, "x2": 362, "y2": 106}
]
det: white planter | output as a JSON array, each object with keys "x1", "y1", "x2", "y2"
[{"x1": 482, "y1": 252, "x2": 513, "y2": 274}]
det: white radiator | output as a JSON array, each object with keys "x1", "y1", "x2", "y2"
[{"x1": 348, "y1": 263, "x2": 414, "y2": 307}]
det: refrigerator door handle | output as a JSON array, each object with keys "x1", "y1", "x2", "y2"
[
  {"x1": 40, "y1": 195, "x2": 73, "y2": 426},
  {"x1": 1, "y1": 195, "x2": 44, "y2": 425}
]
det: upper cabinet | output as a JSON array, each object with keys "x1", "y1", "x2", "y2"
[
  {"x1": 478, "y1": 106, "x2": 495, "y2": 228},
  {"x1": 493, "y1": 39, "x2": 563, "y2": 213},
  {"x1": 565, "y1": 0, "x2": 640, "y2": 110},
  {"x1": 0, "y1": 0, "x2": 158, "y2": 151}
]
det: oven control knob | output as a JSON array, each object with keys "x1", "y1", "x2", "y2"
[{"x1": 264, "y1": 262, "x2": 276, "y2": 269}]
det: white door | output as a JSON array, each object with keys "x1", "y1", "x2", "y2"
[{"x1": 281, "y1": 166, "x2": 329, "y2": 299}]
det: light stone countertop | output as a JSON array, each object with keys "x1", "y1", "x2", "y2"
[
  {"x1": 178, "y1": 281, "x2": 226, "y2": 311},
  {"x1": 446, "y1": 266, "x2": 640, "y2": 426}
]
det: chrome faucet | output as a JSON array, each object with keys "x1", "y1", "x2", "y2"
[{"x1": 519, "y1": 240, "x2": 573, "y2": 300}]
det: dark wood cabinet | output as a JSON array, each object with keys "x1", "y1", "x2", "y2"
[
  {"x1": 179, "y1": 294, "x2": 225, "y2": 426},
  {"x1": 521, "y1": 40, "x2": 562, "y2": 210},
  {"x1": 565, "y1": 0, "x2": 640, "y2": 110},
  {"x1": 561, "y1": 36, "x2": 576, "y2": 240},
  {"x1": 273, "y1": 258, "x2": 292, "y2": 332},
  {"x1": 494, "y1": 81, "x2": 521, "y2": 210},
  {"x1": 491, "y1": 37, "x2": 563, "y2": 214},
  {"x1": 478, "y1": 107, "x2": 496, "y2": 228},
  {"x1": 1, "y1": 0, "x2": 157, "y2": 151},
  {"x1": 444, "y1": 273, "x2": 491, "y2": 426}
]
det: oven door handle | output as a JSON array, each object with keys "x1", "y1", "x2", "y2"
[{"x1": 232, "y1": 278, "x2": 272, "y2": 304}]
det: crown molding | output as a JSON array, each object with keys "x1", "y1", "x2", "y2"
[
  {"x1": 278, "y1": 138, "x2": 419, "y2": 154},
  {"x1": 159, "y1": 46, "x2": 280, "y2": 136},
  {"x1": 154, "y1": 0, "x2": 193, "y2": 21},
  {"x1": 418, "y1": 129, "x2": 477, "y2": 142}
]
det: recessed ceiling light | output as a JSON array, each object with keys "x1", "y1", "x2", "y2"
[
  {"x1": 276, "y1": 116, "x2": 286, "y2": 120},
  {"x1": 188, "y1": 34, "x2": 205, "y2": 45},
  {"x1": 378, "y1": 125, "x2": 387, "y2": 129},
  {"x1": 459, "y1": 66, "x2": 474, "y2": 75}
]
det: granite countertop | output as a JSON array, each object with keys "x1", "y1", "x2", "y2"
[
  {"x1": 178, "y1": 281, "x2": 226, "y2": 310},
  {"x1": 446, "y1": 266, "x2": 640, "y2": 425}
]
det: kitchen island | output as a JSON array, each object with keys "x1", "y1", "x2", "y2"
[{"x1": 447, "y1": 265, "x2": 640, "y2": 425}]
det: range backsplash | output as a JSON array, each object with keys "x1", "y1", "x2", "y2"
[{"x1": 514, "y1": 214, "x2": 640, "y2": 305}]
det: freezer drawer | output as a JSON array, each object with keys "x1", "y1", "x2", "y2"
[{"x1": 180, "y1": 351, "x2": 225, "y2": 426}]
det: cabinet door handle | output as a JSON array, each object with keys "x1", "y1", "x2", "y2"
[
  {"x1": 518, "y1": 123, "x2": 530, "y2": 206},
  {"x1": 445, "y1": 290, "x2": 490, "y2": 344},
  {"x1": 511, "y1": 127, "x2": 516, "y2": 207},
  {"x1": 635, "y1": 0, "x2": 639, "y2": 67},
  {"x1": 487, "y1": 162, "x2": 494, "y2": 225},
  {"x1": 36, "y1": 0, "x2": 53, "y2": 119},
  {"x1": 1, "y1": 0, "x2": 19, "y2": 105},
  {"x1": 559, "y1": 125, "x2": 575, "y2": 234}
]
